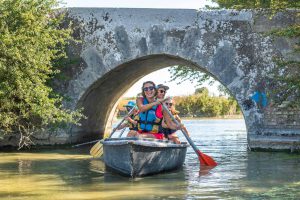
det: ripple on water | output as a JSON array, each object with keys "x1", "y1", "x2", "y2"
[{"x1": 1, "y1": 119, "x2": 300, "y2": 199}]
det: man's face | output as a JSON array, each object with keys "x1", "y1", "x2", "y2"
[{"x1": 157, "y1": 88, "x2": 166, "y2": 99}]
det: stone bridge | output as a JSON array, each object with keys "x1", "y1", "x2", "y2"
[{"x1": 48, "y1": 8, "x2": 299, "y2": 151}]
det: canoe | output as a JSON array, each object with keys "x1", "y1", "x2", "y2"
[{"x1": 101, "y1": 137, "x2": 188, "y2": 177}]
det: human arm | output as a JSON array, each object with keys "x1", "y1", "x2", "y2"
[
  {"x1": 162, "y1": 110, "x2": 180, "y2": 130},
  {"x1": 175, "y1": 115, "x2": 190, "y2": 136},
  {"x1": 136, "y1": 97, "x2": 167, "y2": 113},
  {"x1": 113, "y1": 122, "x2": 128, "y2": 131},
  {"x1": 127, "y1": 116, "x2": 137, "y2": 125},
  {"x1": 182, "y1": 126, "x2": 190, "y2": 137}
]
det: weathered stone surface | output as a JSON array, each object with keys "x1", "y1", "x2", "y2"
[{"x1": 2, "y1": 8, "x2": 299, "y2": 151}]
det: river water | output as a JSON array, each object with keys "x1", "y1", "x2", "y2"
[{"x1": 1, "y1": 119, "x2": 300, "y2": 199}]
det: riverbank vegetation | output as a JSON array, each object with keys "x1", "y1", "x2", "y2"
[
  {"x1": 0, "y1": 0, "x2": 83, "y2": 148},
  {"x1": 173, "y1": 88, "x2": 241, "y2": 117}
]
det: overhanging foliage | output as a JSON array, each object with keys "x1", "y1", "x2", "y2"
[{"x1": 0, "y1": 0, "x2": 83, "y2": 148}]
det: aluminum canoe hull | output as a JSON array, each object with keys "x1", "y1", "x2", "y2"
[{"x1": 102, "y1": 138, "x2": 188, "y2": 177}]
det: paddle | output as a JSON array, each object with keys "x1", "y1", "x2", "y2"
[
  {"x1": 90, "y1": 106, "x2": 136, "y2": 158},
  {"x1": 161, "y1": 103, "x2": 217, "y2": 167},
  {"x1": 118, "y1": 127, "x2": 127, "y2": 137},
  {"x1": 73, "y1": 127, "x2": 126, "y2": 148},
  {"x1": 72, "y1": 139, "x2": 101, "y2": 148}
]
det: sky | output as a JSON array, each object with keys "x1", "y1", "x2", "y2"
[
  {"x1": 123, "y1": 67, "x2": 220, "y2": 97},
  {"x1": 61, "y1": 0, "x2": 220, "y2": 97}
]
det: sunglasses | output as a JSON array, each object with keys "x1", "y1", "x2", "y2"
[
  {"x1": 143, "y1": 86, "x2": 155, "y2": 91},
  {"x1": 158, "y1": 89, "x2": 166, "y2": 94},
  {"x1": 165, "y1": 102, "x2": 173, "y2": 106}
]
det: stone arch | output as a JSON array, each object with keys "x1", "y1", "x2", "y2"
[{"x1": 71, "y1": 53, "x2": 249, "y2": 143}]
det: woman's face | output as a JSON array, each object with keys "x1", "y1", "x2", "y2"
[
  {"x1": 157, "y1": 88, "x2": 166, "y2": 99},
  {"x1": 143, "y1": 83, "x2": 156, "y2": 99},
  {"x1": 165, "y1": 99, "x2": 174, "y2": 110}
]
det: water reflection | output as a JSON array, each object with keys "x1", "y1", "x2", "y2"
[
  {"x1": 18, "y1": 159, "x2": 32, "y2": 174},
  {"x1": 0, "y1": 151, "x2": 190, "y2": 199},
  {"x1": 199, "y1": 165, "x2": 215, "y2": 176},
  {"x1": 240, "y1": 151, "x2": 300, "y2": 198},
  {"x1": 89, "y1": 159, "x2": 105, "y2": 174},
  {"x1": 1, "y1": 119, "x2": 300, "y2": 199}
]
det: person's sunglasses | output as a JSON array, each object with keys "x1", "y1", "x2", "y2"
[
  {"x1": 143, "y1": 86, "x2": 155, "y2": 91},
  {"x1": 158, "y1": 89, "x2": 165, "y2": 94},
  {"x1": 165, "y1": 102, "x2": 173, "y2": 106}
]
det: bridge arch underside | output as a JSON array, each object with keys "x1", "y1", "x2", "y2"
[{"x1": 72, "y1": 54, "x2": 246, "y2": 143}]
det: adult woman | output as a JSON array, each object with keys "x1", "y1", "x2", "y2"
[
  {"x1": 161, "y1": 98, "x2": 190, "y2": 144},
  {"x1": 131, "y1": 81, "x2": 178, "y2": 139}
]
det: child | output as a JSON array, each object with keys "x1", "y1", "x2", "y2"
[
  {"x1": 161, "y1": 98, "x2": 190, "y2": 144},
  {"x1": 116, "y1": 101, "x2": 139, "y2": 136}
]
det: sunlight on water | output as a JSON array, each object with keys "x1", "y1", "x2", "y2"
[{"x1": 1, "y1": 119, "x2": 300, "y2": 199}]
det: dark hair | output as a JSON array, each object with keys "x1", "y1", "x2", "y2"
[{"x1": 141, "y1": 81, "x2": 157, "y2": 98}]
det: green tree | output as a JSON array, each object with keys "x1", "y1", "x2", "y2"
[
  {"x1": 174, "y1": 87, "x2": 241, "y2": 117},
  {"x1": 195, "y1": 87, "x2": 209, "y2": 95},
  {"x1": 169, "y1": 65, "x2": 213, "y2": 86},
  {"x1": 211, "y1": 0, "x2": 299, "y2": 10},
  {"x1": 169, "y1": 66, "x2": 231, "y2": 96},
  {"x1": 0, "y1": 0, "x2": 83, "y2": 148}
]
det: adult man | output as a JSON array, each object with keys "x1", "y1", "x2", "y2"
[{"x1": 156, "y1": 84, "x2": 169, "y2": 100}]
